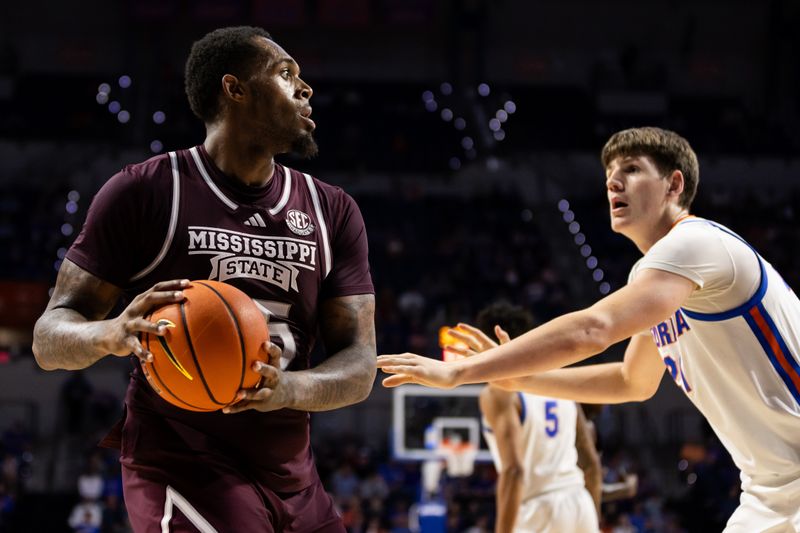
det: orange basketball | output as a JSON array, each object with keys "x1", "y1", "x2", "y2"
[{"x1": 140, "y1": 280, "x2": 269, "y2": 412}]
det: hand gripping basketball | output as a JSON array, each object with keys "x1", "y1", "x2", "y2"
[
  {"x1": 99, "y1": 279, "x2": 190, "y2": 363},
  {"x1": 222, "y1": 342, "x2": 291, "y2": 414},
  {"x1": 140, "y1": 280, "x2": 271, "y2": 412}
]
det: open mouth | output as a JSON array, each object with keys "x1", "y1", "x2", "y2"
[
  {"x1": 299, "y1": 107, "x2": 315, "y2": 129},
  {"x1": 300, "y1": 116, "x2": 315, "y2": 129},
  {"x1": 611, "y1": 198, "x2": 628, "y2": 210}
]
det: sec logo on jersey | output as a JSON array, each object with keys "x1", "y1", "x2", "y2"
[{"x1": 286, "y1": 209, "x2": 315, "y2": 236}]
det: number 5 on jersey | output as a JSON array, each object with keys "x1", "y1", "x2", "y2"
[
  {"x1": 544, "y1": 400, "x2": 559, "y2": 437},
  {"x1": 253, "y1": 299, "x2": 297, "y2": 370}
]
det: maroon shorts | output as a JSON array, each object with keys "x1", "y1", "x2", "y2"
[{"x1": 121, "y1": 462, "x2": 344, "y2": 533}]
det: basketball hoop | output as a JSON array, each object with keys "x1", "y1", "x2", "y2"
[
  {"x1": 391, "y1": 388, "x2": 488, "y2": 501},
  {"x1": 439, "y1": 438, "x2": 477, "y2": 477}
]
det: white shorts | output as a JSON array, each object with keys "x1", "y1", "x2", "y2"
[
  {"x1": 725, "y1": 476, "x2": 800, "y2": 533},
  {"x1": 514, "y1": 486, "x2": 599, "y2": 533}
]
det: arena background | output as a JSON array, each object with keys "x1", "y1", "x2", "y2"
[{"x1": 1, "y1": 1, "x2": 799, "y2": 531}]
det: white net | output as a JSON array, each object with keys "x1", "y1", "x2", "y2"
[{"x1": 440, "y1": 440, "x2": 477, "y2": 477}]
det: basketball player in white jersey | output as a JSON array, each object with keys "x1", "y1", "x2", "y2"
[
  {"x1": 379, "y1": 127, "x2": 800, "y2": 532},
  {"x1": 465, "y1": 302, "x2": 600, "y2": 532}
]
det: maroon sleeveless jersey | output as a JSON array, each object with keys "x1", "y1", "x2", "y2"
[{"x1": 66, "y1": 145, "x2": 373, "y2": 492}]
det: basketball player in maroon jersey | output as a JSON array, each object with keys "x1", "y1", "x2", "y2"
[{"x1": 32, "y1": 26, "x2": 376, "y2": 532}]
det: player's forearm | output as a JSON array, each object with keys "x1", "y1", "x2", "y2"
[
  {"x1": 495, "y1": 363, "x2": 652, "y2": 404},
  {"x1": 453, "y1": 311, "x2": 611, "y2": 386},
  {"x1": 496, "y1": 468, "x2": 523, "y2": 532},
  {"x1": 575, "y1": 407, "x2": 603, "y2": 515},
  {"x1": 285, "y1": 345, "x2": 376, "y2": 411},
  {"x1": 32, "y1": 309, "x2": 111, "y2": 371},
  {"x1": 582, "y1": 462, "x2": 603, "y2": 515},
  {"x1": 602, "y1": 475, "x2": 637, "y2": 502}
]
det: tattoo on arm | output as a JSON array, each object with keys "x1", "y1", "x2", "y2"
[
  {"x1": 32, "y1": 260, "x2": 121, "y2": 371},
  {"x1": 288, "y1": 294, "x2": 376, "y2": 411}
]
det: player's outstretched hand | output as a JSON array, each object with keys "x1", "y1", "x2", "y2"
[
  {"x1": 100, "y1": 279, "x2": 190, "y2": 364},
  {"x1": 377, "y1": 353, "x2": 460, "y2": 389},
  {"x1": 444, "y1": 322, "x2": 521, "y2": 390},
  {"x1": 224, "y1": 342, "x2": 293, "y2": 414},
  {"x1": 444, "y1": 322, "x2": 511, "y2": 357}
]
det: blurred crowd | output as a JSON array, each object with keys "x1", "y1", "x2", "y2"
[
  {"x1": 0, "y1": 420, "x2": 32, "y2": 532},
  {"x1": 363, "y1": 188, "x2": 570, "y2": 357}
]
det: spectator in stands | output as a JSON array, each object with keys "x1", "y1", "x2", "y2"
[{"x1": 68, "y1": 501, "x2": 101, "y2": 533}]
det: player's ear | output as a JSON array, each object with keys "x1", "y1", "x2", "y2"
[
  {"x1": 221, "y1": 74, "x2": 246, "y2": 104},
  {"x1": 667, "y1": 170, "x2": 684, "y2": 200}
]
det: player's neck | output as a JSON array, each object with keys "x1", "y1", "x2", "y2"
[
  {"x1": 203, "y1": 126, "x2": 276, "y2": 188},
  {"x1": 630, "y1": 206, "x2": 689, "y2": 254}
]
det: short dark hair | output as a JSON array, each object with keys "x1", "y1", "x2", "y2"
[
  {"x1": 476, "y1": 302, "x2": 536, "y2": 340},
  {"x1": 184, "y1": 26, "x2": 272, "y2": 123},
  {"x1": 600, "y1": 127, "x2": 700, "y2": 209}
]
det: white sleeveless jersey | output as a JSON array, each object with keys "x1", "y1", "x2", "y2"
[
  {"x1": 482, "y1": 393, "x2": 585, "y2": 501},
  {"x1": 630, "y1": 217, "x2": 800, "y2": 486}
]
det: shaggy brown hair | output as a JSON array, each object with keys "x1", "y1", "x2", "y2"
[{"x1": 601, "y1": 127, "x2": 699, "y2": 208}]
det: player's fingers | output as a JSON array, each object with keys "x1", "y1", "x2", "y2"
[
  {"x1": 222, "y1": 399, "x2": 255, "y2": 414},
  {"x1": 456, "y1": 322, "x2": 488, "y2": 338},
  {"x1": 123, "y1": 336, "x2": 153, "y2": 363},
  {"x1": 447, "y1": 329, "x2": 490, "y2": 352},
  {"x1": 149, "y1": 279, "x2": 192, "y2": 292},
  {"x1": 251, "y1": 361, "x2": 279, "y2": 389},
  {"x1": 455, "y1": 323, "x2": 494, "y2": 350},
  {"x1": 382, "y1": 374, "x2": 415, "y2": 387},
  {"x1": 446, "y1": 328, "x2": 475, "y2": 343},
  {"x1": 378, "y1": 364, "x2": 398, "y2": 375},
  {"x1": 265, "y1": 342, "x2": 282, "y2": 368},
  {"x1": 495, "y1": 325, "x2": 511, "y2": 345},
  {"x1": 443, "y1": 344, "x2": 475, "y2": 357},
  {"x1": 223, "y1": 386, "x2": 277, "y2": 414},
  {"x1": 379, "y1": 365, "x2": 421, "y2": 377},
  {"x1": 239, "y1": 386, "x2": 272, "y2": 402},
  {"x1": 127, "y1": 290, "x2": 186, "y2": 317},
  {"x1": 376, "y1": 353, "x2": 419, "y2": 367},
  {"x1": 124, "y1": 317, "x2": 169, "y2": 336}
]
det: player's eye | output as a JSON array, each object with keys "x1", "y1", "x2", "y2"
[
  {"x1": 625, "y1": 165, "x2": 639, "y2": 174},
  {"x1": 280, "y1": 69, "x2": 292, "y2": 80}
]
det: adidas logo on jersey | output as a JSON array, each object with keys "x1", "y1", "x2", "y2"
[{"x1": 243, "y1": 213, "x2": 267, "y2": 228}]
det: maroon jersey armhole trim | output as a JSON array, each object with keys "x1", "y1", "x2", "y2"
[{"x1": 130, "y1": 151, "x2": 181, "y2": 282}]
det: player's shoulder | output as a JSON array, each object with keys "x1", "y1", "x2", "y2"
[
  {"x1": 635, "y1": 216, "x2": 742, "y2": 286},
  {"x1": 101, "y1": 152, "x2": 173, "y2": 196},
  {"x1": 671, "y1": 216, "x2": 721, "y2": 236},
  {"x1": 650, "y1": 216, "x2": 723, "y2": 253},
  {"x1": 120, "y1": 152, "x2": 175, "y2": 184},
  {"x1": 93, "y1": 152, "x2": 171, "y2": 200}
]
